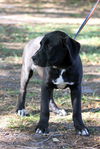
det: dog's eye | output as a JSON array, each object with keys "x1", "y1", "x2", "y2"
[
  {"x1": 40, "y1": 41, "x2": 41, "y2": 45},
  {"x1": 47, "y1": 44, "x2": 52, "y2": 49}
]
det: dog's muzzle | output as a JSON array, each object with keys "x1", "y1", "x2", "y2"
[{"x1": 32, "y1": 55, "x2": 39, "y2": 65}]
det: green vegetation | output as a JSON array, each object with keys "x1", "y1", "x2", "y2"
[
  {"x1": 0, "y1": 24, "x2": 99, "y2": 65},
  {"x1": 9, "y1": 114, "x2": 39, "y2": 131}
]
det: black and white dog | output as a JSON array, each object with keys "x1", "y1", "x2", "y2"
[{"x1": 16, "y1": 31, "x2": 89, "y2": 136}]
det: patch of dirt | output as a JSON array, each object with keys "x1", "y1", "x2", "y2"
[
  {"x1": 0, "y1": 129, "x2": 100, "y2": 149},
  {"x1": 0, "y1": 121, "x2": 100, "y2": 149},
  {"x1": 0, "y1": 0, "x2": 100, "y2": 25}
]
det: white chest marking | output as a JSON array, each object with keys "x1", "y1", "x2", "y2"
[{"x1": 52, "y1": 69, "x2": 74, "y2": 89}]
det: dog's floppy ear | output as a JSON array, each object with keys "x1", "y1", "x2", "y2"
[{"x1": 63, "y1": 36, "x2": 80, "y2": 60}]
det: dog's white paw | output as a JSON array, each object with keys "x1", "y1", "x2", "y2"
[
  {"x1": 17, "y1": 109, "x2": 28, "y2": 116},
  {"x1": 58, "y1": 109, "x2": 67, "y2": 116},
  {"x1": 77, "y1": 128, "x2": 90, "y2": 136},
  {"x1": 35, "y1": 128, "x2": 49, "y2": 135},
  {"x1": 35, "y1": 128, "x2": 43, "y2": 134}
]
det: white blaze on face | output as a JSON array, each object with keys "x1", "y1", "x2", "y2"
[{"x1": 52, "y1": 69, "x2": 74, "y2": 89}]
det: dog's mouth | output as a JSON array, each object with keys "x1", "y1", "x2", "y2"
[
  {"x1": 32, "y1": 53, "x2": 47, "y2": 67},
  {"x1": 48, "y1": 59, "x2": 73, "y2": 69},
  {"x1": 32, "y1": 56, "x2": 38, "y2": 65}
]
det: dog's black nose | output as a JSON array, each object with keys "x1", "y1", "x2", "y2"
[
  {"x1": 32, "y1": 56, "x2": 37, "y2": 65},
  {"x1": 32, "y1": 56, "x2": 36, "y2": 61}
]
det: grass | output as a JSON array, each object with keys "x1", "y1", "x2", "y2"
[
  {"x1": 4, "y1": 92, "x2": 99, "y2": 132},
  {"x1": 7, "y1": 96, "x2": 99, "y2": 132},
  {"x1": 9, "y1": 114, "x2": 39, "y2": 131},
  {"x1": 0, "y1": 23, "x2": 100, "y2": 65}
]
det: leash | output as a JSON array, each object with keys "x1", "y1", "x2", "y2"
[{"x1": 74, "y1": 0, "x2": 100, "y2": 40}]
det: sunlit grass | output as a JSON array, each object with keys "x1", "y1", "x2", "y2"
[
  {"x1": 0, "y1": 23, "x2": 99, "y2": 65},
  {"x1": 8, "y1": 114, "x2": 39, "y2": 131},
  {"x1": 0, "y1": 93, "x2": 99, "y2": 131},
  {"x1": 81, "y1": 52, "x2": 100, "y2": 65},
  {"x1": 79, "y1": 37, "x2": 100, "y2": 47}
]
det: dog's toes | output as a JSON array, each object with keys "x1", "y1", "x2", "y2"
[
  {"x1": 57, "y1": 109, "x2": 67, "y2": 116},
  {"x1": 35, "y1": 128, "x2": 43, "y2": 134},
  {"x1": 17, "y1": 109, "x2": 29, "y2": 116},
  {"x1": 35, "y1": 128, "x2": 49, "y2": 135},
  {"x1": 76, "y1": 128, "x2": 90, "y2": 136}
]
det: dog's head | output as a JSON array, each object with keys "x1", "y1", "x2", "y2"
[{"x1": 32, "y1": 31, "x2": 80, "y2": 68}]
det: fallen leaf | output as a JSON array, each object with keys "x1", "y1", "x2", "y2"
[{"x1": 52, "y1": 138, "x2": 59, "y2": 142}]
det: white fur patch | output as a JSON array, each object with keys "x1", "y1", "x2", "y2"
[
  {"x1": 57, "y1": 109, "x2": 67, "y2": 116},
  {"x1": 36, "y1": 128, "x2": 43, "y2": 134},
  {"x1": 17, "y1": 109, "x2": 28, "y2": 116},
  {"x1": 78, "y1": 128, "x2": 89, "y2": 136},
  {"x1": 52, "y1": 69, "x2": 74, "y2": 89}
]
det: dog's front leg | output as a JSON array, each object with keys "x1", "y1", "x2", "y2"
[
  {"x1": 35, "y1": 84, "x2": 53, "y2": 134},
  {"x1": 70, "y1": 85, "x2": 90, "y2": 136}
]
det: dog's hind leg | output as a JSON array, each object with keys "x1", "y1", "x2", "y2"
[
  {"x1": 16, "y1": 65, "x2": 33, "y2": 116},
  {"x1": 50, "y1": 98, "x2": 67, "y2": 116}
]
